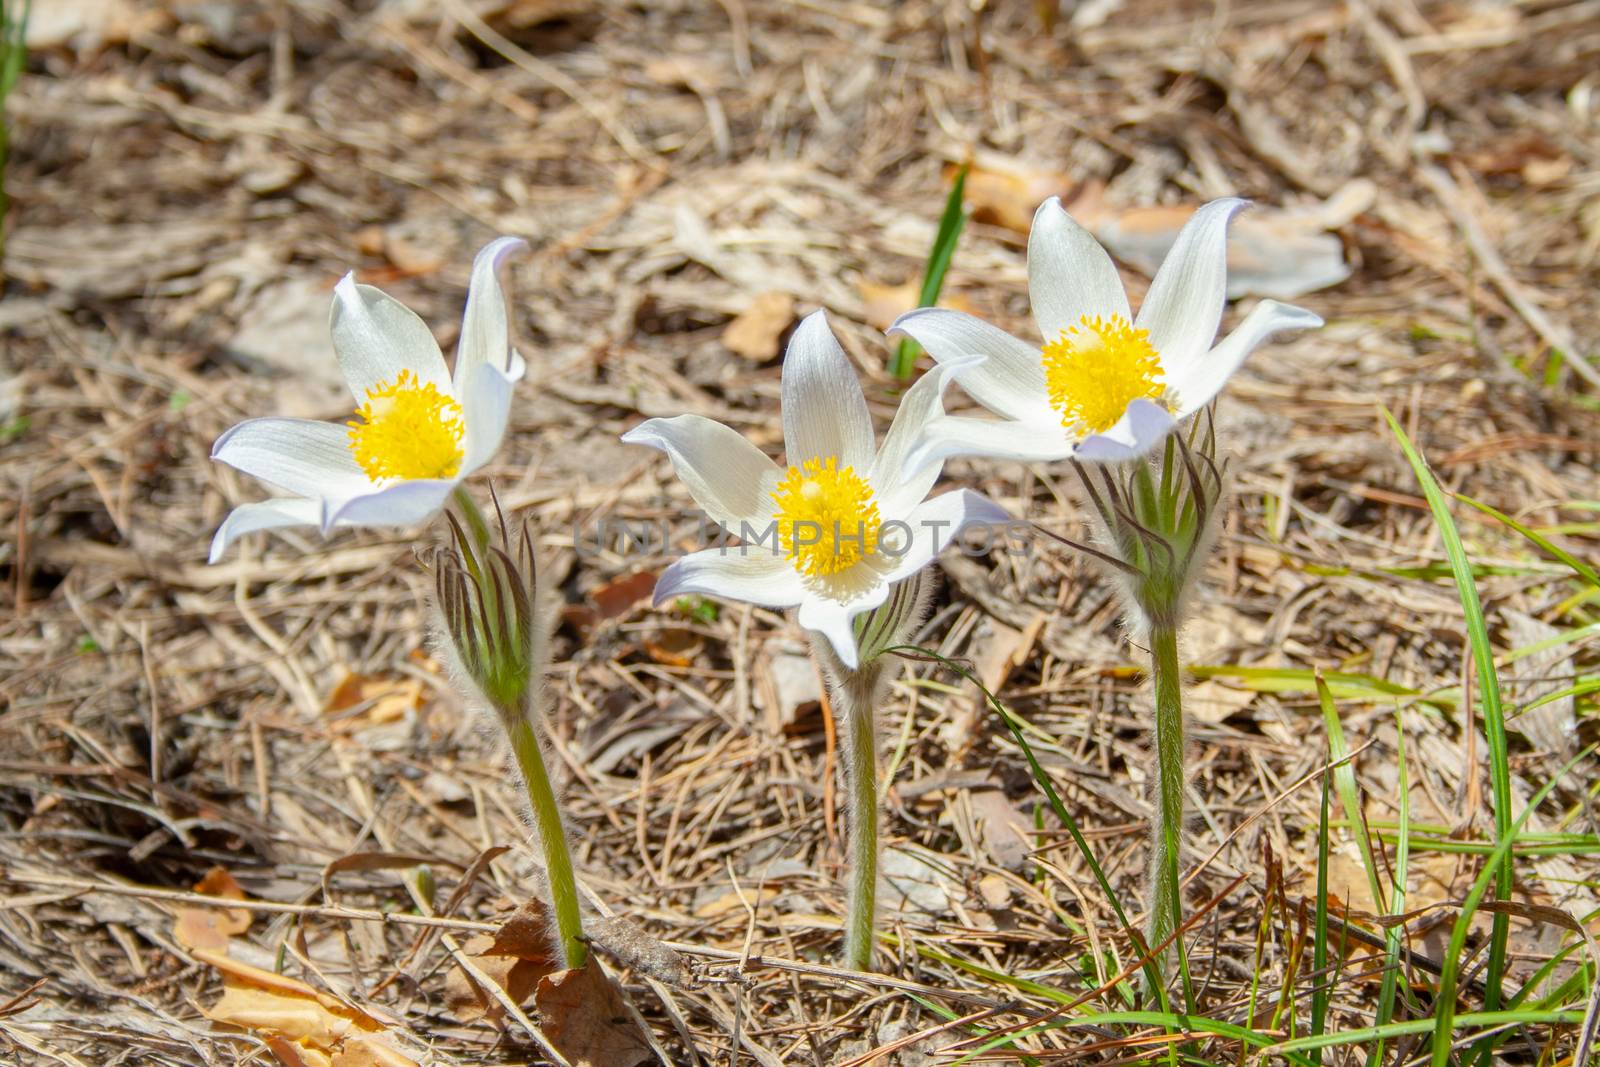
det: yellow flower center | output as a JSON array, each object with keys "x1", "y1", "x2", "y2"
[
  {"x1": 1040, "y1": 314, "x2": 1168, "y2": 436},
  {"x1": 346, "y1": 369, "x2": 465, "y2": 482},
  {"x1": 770, "y1": 456, "x2": 882, "y2": 578}
]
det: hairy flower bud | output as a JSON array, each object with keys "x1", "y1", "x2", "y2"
[
  {"x1": 432, "y1": 509, "x2": 541, "y2": 716},
  {"x1": 1070, "y1": 410, "x2": 1226, "y2": 631}
]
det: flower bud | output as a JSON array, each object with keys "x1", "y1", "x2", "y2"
[
  {"x1": 433, "y1": 511, "x2": 541, "y2": 716},
  {"x1": 1071, "y1": 412, "x2": 1226, "y2": 630}
]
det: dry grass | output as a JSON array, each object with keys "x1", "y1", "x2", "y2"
[{"x1": 1, "y1": 0, "x2": 1597, "y2": 1063}]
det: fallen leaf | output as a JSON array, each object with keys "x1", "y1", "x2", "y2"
[
  {"x1": 174, "y1": 867, "x2": 251, "y2": 952},
  {"x1": 692, "y1": 885, "x2": 780, "y2": 919},
  {"x1": 966, "y1": 789, "x2": 1033, "y2": 873},
  {"x1": 444, "y1": 933, "x2": 552, "y2": 1025},
  {"x1": 1067, "y1": 182, "x2": 1362, "y2": 300},
  {"x1": 197, "y1": 950, "x2": 417, "y2": 1067},
  {"x1": 722, "y1": 291, "x2": 795, "y2": 362},
  {"x1": 956, "y1": 160, "x2": 1073, "y2": 234},
  {"x1": 591, "y1": 570, "x2": 659, "y2": 621},
  {"x1": 1186, "y1": 680, "x2": 1256, "y2": 724},
  {"x1": 535, "y1": 960, "x2": 654, "y2": 1067},
  {"x1": 857, "y1": 280, "x2": 974, "y2": 331},
  {"x1": 485, "y1": 899, "x2": 558, "y2": 965},
  {"x1": 643, "y1": 629, "x2": 702, "y2": 667},
  {"x1": 323, "y1": 672, "x2": 425, "y2": 731}
]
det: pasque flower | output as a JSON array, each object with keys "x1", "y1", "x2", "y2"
[
  {"x1": 209, "y1": 237, "x2": 528, "y2": 562},
  {"x1": 621, "y1": 310, "x2": 1007, "y2": 670},
  {"x1": 890, "y1": 198, "x2": 1322, "y2": 467}
]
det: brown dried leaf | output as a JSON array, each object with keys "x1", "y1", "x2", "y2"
[
  {"x1": 858, "y1": 280, "x2": 973, "y2": 331},
  {"x1": 174, "y1": 867, "x2": 251, "y2": 951},
  {"x1": 444, "y1": 933, "x2": 552, "y2": 1024},
  {"x1": 722, "y1": 291, "x2": 795, "y2": 362},
  {"x1": 535, "y1": 961, "x2": 654, "y2": 1067},
  {"x1": 198, "y1": 950, "x2": 417, "y2": 1067},
  {"x1": 323, "y1": 672, "x2": 425, "y2": 730},
  {"x1": 956, "y1": 160, "x2": 1072, "y2": 234},
  {"x1": 485, "y1": 899, "x2": 558, "y2": 964},
  {"x1": 643, "y1": 629, "x2": 702, "y2": 668},
  {"x1": 591, "y1": 570, "x2": 659, "y2": 621}
]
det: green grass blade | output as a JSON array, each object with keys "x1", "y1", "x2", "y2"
[
  {"x1": 1309, "y1": 772, "x2": 1330, "y2": 1067},
  {"x1": 1316, "y1": 674, "x2": 1386, "y2": 912},
  {"x1": 1426, "y1": 744, "x2": 1594, "y2": 1067},
  {"x1": 1455, "y1": 492, "x2": 1600, "y2": 589},
  {"x1": 1269, "y1": 1010, "x2": 1585, "y2": 1056},
  {"x1": 888, "y1": 643, "x2": 1172, "y2": 1015},
  {"x1": 1383, "y1": 405, "x2": 1515, "y2": 1064},
  {"x1": 889, "y1": 163, "x2": 968, "y2": 380},
  {"x1": 1374, "y1": 706, "x2": 1412, "y2": 1061}
]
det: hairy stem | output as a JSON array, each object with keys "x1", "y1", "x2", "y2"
[
  {"x1": 506, "y1": 712, "x2": 586, "y2": 968},
  {"x1": 1147, "y1": 622, "x2": 1193, "y2": 1008},
  {"x1": 841, "y1": 668, "x2": 880, "y2": 971}
]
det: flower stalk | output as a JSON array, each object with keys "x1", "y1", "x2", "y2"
[
  {"x1": 810, "y1": 574, "x2": 931, "y2": 970},
  {"x1": 434, "y1": 496, "x2": 586, "y2": 968},
  {"x1": 1059, "y1": 416, "x2": 1225, "y2": 1005}
]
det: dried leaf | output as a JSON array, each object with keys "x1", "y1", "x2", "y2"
[
  {"x1": 174, "y1": 867, "x2": 251, "y2": 952},
  {"x1": 197, "y1": 950, "x2": 417, "y2": 1067},
  {"x1": 485, "y1": 899, "x2": 558, "y2": 965},
  {"x1": 722, "y1": 291, "x2": 795, "y2": 362},
  {"x1": 591, "y1": 570, "x2": 659, "y2": 621},
  {"x1": 966, "y1": 789, "x2": 1033, "y2": 872},
  {"x1": 323, "y1": 672, "x2": 425, "y2": 730},
  {"x1": 444, "y1": 933, "x2": 552, "y2": 1024},
  {"x1": 956, "y1": 160, "x2": 1072, "y2": 234},
  {"x1": 535, "y1": 961, "x2": 654, "y2": 1067},
  {"x1": 643, "y1": 629, "x2": 702, "y2": 668},
  {"x1": 857, "y1": 280, "x2": 973, "y2": 331}
]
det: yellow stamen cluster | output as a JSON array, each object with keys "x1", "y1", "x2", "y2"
[
  {"x1": 346, "y1": 369, "x2": 465, "y2": 482},
  {"x1": 770, "y1": 456, "x2": 882, "y2": 578},
  {"x1": 1041, "y1": 314, "x2": 1168, "y2": 436}
]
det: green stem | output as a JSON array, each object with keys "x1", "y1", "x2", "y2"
[
  {"x1": 507, "y1": 712, "x2": 586, "y2": 968},
  {"x1": 843, "y1": 669, "x2": 880, "y2": 970},
  {"x1": 1148, "y1": 623, "x2": 1194, "y2": 1009}
]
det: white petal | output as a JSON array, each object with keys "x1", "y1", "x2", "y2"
[
  {"x1": 212, "y1": 417, "x2": 371, "y2": 499},
  {"x1": 888, "y1": 307, "x2": 1055, "y2": 424},
  {"x1": 870, "y1": 355, "x2": 982, "y2": 517},
  {"x1": 622, "y1": 415, "x2": 780, "y2": 532},
  {"x1": 781, "y1": 310, "x2": 874, "y2": 470},
  {"x1": 458, "y1": 361, "x2": 515, "y2": 475},
  {"x1": 1172, "y1": 300, "x2": 1324, "y2": 417},
  {"x1": 1134, "y1": 198, "x2": 1247, "y2": 377},
  {"x1": 323, "y1": 478, "x2": 458, "y2": 531},
  {"x1": 653, "y1": 549, "x2": 806, "y2": 609},
  {"x1": 330, "y1": 274, "x2": 450, "y2": 402},
  {"x1": 1028, "y1": 197, "x2": 1131, "y2": 340},
  {"x1": 1072, "y1": 397, "x2": 1178, "y2": 463},
  {"x1": 903, "y1": 414, "x2": 1074, "y2": 474},
  {"x1": 884, "y1": 489, "x2": 1012, "y2": 584},
  {"x1": 796, "y1": 589, "x2": 889, "y2": 672},
  {"x1": 209, "y1": 497, "x2": 321, "y2": 563},
  {"x1": 454, "y1": 236, "x2": 529, "y2": 391}
]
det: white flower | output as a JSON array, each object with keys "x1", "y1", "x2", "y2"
[
  {"x1": 621, "y1": 310, "x2": 1009, "y2": 669},
  {"x1": 889, "y1": 198, "x2": 1322, "y2": 468},
  {"x1": 209, "y1": 237, "x2": 528, "y2": 563}
]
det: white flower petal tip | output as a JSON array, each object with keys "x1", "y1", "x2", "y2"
[
  {"x1": 1072, "y1": 398, "x2": 1179, "y2": 463},
  {"x1": 780, "y1": 310, "x2": 874, "y2": 469},
  {"x1": 1169, "y1": 298, "x2": 1325, "y2": 418},
  {"x1": 208, "y1": 497, "x2": 322, "y2": 563}
]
